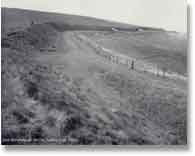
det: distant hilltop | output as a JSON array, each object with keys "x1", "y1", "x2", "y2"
[{"x1": 1, "y1": 7, "x2": 165, "y2": 33}]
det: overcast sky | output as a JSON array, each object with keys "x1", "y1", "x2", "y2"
[{"x1": 2, "y1": 0, "x2": 187, "y2": 32}]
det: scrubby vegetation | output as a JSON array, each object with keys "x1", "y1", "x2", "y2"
[
  {"x1": 1, "y1": 46, "x2": 187, "y2": 145},
  {"x1": 1, "y1": 8, "x2": 187, "y2": 145}
]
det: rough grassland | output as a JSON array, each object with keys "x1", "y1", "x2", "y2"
[{"x1": 1, "y1": 8, "x2": 187, "y2": 145}]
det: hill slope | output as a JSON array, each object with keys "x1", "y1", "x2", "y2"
[
  {"x1": 1, "y1": 7, "x2": 164, "y2": 34},
  {"x1": 1, "y1": 8, "x2": 187, "y2": 145}
]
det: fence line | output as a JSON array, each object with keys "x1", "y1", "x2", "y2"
[{"x1": 76, "y1": 34, "x2": 187, "y2": 81}]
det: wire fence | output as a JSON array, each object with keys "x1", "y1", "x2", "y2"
[{"x1": 76, "y1": 34, "x2": 187, "y2": 81}]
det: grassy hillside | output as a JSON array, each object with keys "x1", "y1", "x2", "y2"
[
  {"x1": 82, "y1": 31, "x2": 187, "y2": 76},
  {"x1": 1, "y1": 8, "x2": 187, "y2": 145},
  {"x1": 1, "y1": 7, "x2": 165, "y2": 35}
]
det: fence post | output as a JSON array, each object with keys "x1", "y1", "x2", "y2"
[{"x1": 131, "y1": 60, "x2": 135, "y2": 70}]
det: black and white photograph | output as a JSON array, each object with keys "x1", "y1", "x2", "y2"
[{"x1": 1, "y1": 0, "x2": 188, "y2": 145}]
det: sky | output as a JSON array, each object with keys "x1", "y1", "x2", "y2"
[{"x1": 1, "y1": 0, "x2": 187, "y2": 32}]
